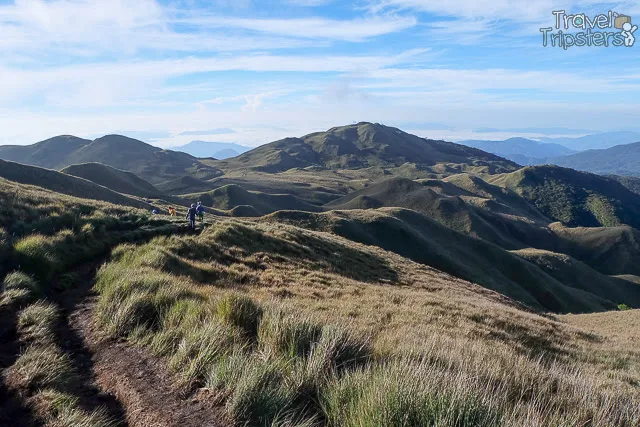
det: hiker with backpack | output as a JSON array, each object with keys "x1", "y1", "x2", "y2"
[
  {"x1": 186, "y1": 203, "x2": 197, "y2": 230},
  {"x1": 196, "y1": 201, "x2": 205, "y2": 222}
]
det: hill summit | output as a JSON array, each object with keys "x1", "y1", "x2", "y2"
[{"x1": 215, "y1": 122, "x2": 519, "y2": 174}]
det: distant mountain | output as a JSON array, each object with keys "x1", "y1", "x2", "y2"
[
  {"x1": 0, "y1": 159, "x2": 153, "y2": 210},
  {"x1": 458, "y1": 137, "x2": 576, "y2": 165},
  {"x1": 540, "y1": 131, "x2": 640, "y2": 151},
  {"x1": 172, "y1": 141, "x2": 251, "y2": 159},
  {"x1": 62, "y1": 163, "x2": 163, "y2": 198},
  {"x1": 550, "y1": 142, "x2": 640, "y2": 177},
  {"x1": 0, "y1": 135, "x2": 221, "y2": 184},
  {"x1": 215, "y1": 122, "x2": 518, "y2": 174},
  {"x1": 488, "y1": 165, "x2": 640, "y2": 228}
]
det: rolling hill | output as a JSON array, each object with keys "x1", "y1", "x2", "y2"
[
  {"x1": 184, "y1": 184, "x2": 323, "y2": 216},
  {"x1": 267, "y1": 208, "x2": 622, "y2": 313},
  {"x1": 62, "y1": 163, "x2": 163, "y2": 198},
  {"x1": 550, "y1": 142, "x2": 640, "y2": 176},
  {"x1": 0, "y1": 159, "x2": 153, "y2": 210},
  {"x1": 214, "y1": 122, "x2": 519, "y2": 175},
  {"x1": 0, "y1": 134, "x2": 221, "y2": 184},
  {"x1": 487, "y1": 165, "x2": 640, "y2": 228}
]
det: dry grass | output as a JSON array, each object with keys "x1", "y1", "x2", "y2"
[{"x1": 93, "y1": 218, "x2": 640, "y2": 426}]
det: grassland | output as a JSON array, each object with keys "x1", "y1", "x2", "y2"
[{"x1": 2, "y1": 167, "x2": 640, "y2": 426}]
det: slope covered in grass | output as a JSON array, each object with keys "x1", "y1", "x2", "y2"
[
  {"x1": 215, "y1": 122, "x2": 518, "y2": 175},
  {"x1": 267, "y1": 208, "x2": 625, "y2": 313},
  {"x1": 185, "y1": 184, "x2": 323, "y2": 216},
  {"x1": 488, "y1": 165, "x2": 640, "y2": 228},
  {"x1": 91, "y1": 218, "x2": 640, "y2": 426},
  {"x1": 62, "y1": 162, "x2": 163, "y2": 197},
  {"x1": 0, "y1": 160, "x2": 153, "y2": 210}
]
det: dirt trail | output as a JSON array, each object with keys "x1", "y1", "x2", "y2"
[{"x1": 69, "y1": 297, "x2": 228, "y2": 427}]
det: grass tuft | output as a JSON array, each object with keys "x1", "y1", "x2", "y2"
[
  {"x1": 216, "y1": 294, "x2": 263, "y2": 338},
  {"x1": 17, "y1": 300, "x2": 59, "y2": 343},
  {"x1": 8, "y1": 345, "x2": 76, "y2": 391}
]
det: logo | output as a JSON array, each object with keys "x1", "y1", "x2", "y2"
[{"x1": 540, "y1": 10, "x2": 636, "y2": 49}]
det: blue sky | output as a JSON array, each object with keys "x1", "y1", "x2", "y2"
[{"x1": 1, "y1": 0, "x2": 640, "y2": 147}]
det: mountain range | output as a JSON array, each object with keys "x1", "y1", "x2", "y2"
[{"x1": 2, "y1": 122, "x2": 640, "y2": 310}]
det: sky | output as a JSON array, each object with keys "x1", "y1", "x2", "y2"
[{"x1": 1, "y1": 0, "x2": 640, "y2": 148}]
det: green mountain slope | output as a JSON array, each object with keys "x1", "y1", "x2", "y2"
[
  {"x1": 184, "y1": 184, "x2": 323, "y2": 216},
  {"x1": 0, "y1": 160, "x2": 153, "y2": 210},
  {"x1": 0, "y1": 135, "x2": 221, "y2": 184},
  {"x1": 487, "y1": 165, "x2": 640, "y2": 228},
  {"x1": 215, "y1": 122, "x2": 518, "y2": 175},
  {"x1": 62, "y1": 163, "x2": 162, "y2": 198},
  {"x1": 266, "y1": 208, "x2": 620, "y2": 313}
]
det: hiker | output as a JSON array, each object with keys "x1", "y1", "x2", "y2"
[
  {"x1": 152, "y1": 208, "x2": 159, "y2": 215},
  {"x1": 196, "y1": 201, "x2": 205, "y2": 222},
  {"x1": 168, "y1": 207, "x2": 176, "y2": 216},
  {"x1": 186, "y1": 204, "x2": 197, "y2": 230}
]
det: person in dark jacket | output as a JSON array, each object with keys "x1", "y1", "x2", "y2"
[
  {"x1": 196, "y1": 201, "x2": 205, "y2": 222},
  {"x1": 186, "y1": 203, "x2": 197, "y2": 230}
]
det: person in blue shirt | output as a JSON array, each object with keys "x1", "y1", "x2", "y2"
[
  {"x1": 186, "y1": 204, "x2": 197, "y2": 230},
  {"x1": 196, "y1": 201, "x2": 205, "y2": 222}
]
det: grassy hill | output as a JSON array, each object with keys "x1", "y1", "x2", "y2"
[
  {"x1": 551, "y1": 141, "x2": 640, "y2": 176},
  {"x1": 62, "y1": 163, "x2": 163, "y2": 198},
  {"x1": 0, "y1": 134, "x2": 221, "y2": 184},
  {"x1": 184, "y1": 184, "x2": 323, "y2": 216},
  {"x1": 215, "y1": 122, "x2": 518, "y2": 175},
  {"x1": 0, "y1": 176, "x2": 638, "y2": 426},
  {"x1": 487, "y1": 165, "x2": 640, "y2": 228},
  {"x1": 0, "y1": 160, "x2": 153, "y2": 210},
  {"x1": 268, "y1": 208, "x2": 626, "y2": 313},
  {"x1": 326, "y1": 177, "x2": 556, "y2": 250}
]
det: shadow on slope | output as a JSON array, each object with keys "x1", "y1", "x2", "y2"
[{"x1": 512, "y1": 248, "x2": 640, "y2": 308}]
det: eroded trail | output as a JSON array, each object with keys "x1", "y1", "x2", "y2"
[{"x1": 69, "y1": 297, "x2": 227, "y2": 427}]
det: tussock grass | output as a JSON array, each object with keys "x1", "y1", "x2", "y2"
[
  {"x1": 217, "y1": 294, "x2": 263, "y2": 338},
  {"x1": 18, "y1": 300, "x2": 59, "y2": 343},
  {"x1": 8, "y1": 345, "x2": 76, "y2": 391},
  {"x1": 35, "y1": 390, "x2": 115, "y2": 427},
  {"x1": 1, "y1": 271, "x2": 41, "y2": 306}
]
